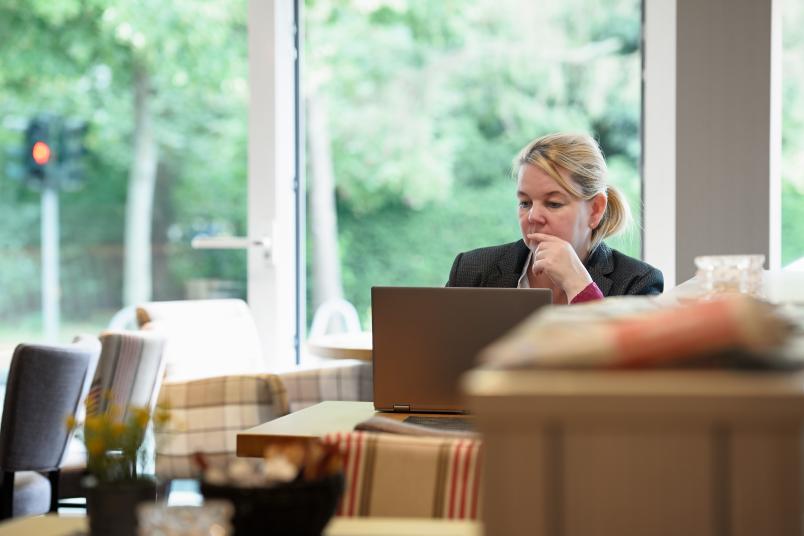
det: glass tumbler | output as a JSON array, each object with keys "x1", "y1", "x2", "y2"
[
  {"x1": 138, "y1": 500, "x2": 233, "y2": 536},
  {"x1": 694, "y1": 254, "x2": 765, "y2": 298}
]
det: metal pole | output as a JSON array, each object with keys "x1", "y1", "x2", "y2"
[{"x1": 41, "y1": 183, "x2": 60, "y2": 342}]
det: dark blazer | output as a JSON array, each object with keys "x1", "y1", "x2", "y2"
[{"x1": 446, "y1": 240, "x2": 663, "y2": 296}]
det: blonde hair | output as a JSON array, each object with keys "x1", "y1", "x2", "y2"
[{"x1": 514, "y1": 132, "x2": 631, "y2": 252}]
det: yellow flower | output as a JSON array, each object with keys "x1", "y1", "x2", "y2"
[
  {"x1": 87, "y1": 438, "x2": 106, "y2": 457},
  {"x1": 131, "y1": 407, "x2": 150, "y2": 429},
  {"x1": 154, "y1": 408, "x2": 171, "y2": 427},
  {"x1": 65, "y1": 415, "x2": 77, "y2": 431},
  {"x1": 85, "y1": 415, "x2": 103, "y2": 433},
  {"x1": 111, "y1": 422, "x2": 126, "y2": 438},
  {"x1": 108, "y1": 403, "x2": 122, "y2": 419}
]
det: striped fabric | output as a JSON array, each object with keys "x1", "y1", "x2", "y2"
[
  {"x1": 278, "y1": 361, "x2": 373, "y2": 413},
  {"x1": 322, "y1": 431, "x2": 483, "y2": 519},
  {"x1": 86, "y1": 330, "x2": 167, "y2": 418},
  {"x1": 155, "y1": 374, "x2": 289, "y2": 480},
  {"x1": 58, "y1": 330, "x2": 167, "y2": 500}
]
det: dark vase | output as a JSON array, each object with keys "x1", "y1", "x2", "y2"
[
  {"x1": 201, "y1": 473, "x2": 344, "y2": 536},
  {"x1": 85, "y1": 478, "x2": 158, "y2": 536}
]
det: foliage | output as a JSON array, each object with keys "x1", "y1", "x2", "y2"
[
  {"x1": 1, "y1": 0, "x2": 803, "y2": 341},
  {"x1": 66, "y1": 397, "x2": 170, "y2": 483},
  {"x1": 304, "y1": 0, "x2": 644, "y2": 324},
  {"x1": 782, "y1": 0, "x2": 804, "y2": 266},
  {"x1": 0, "y1": 0, "x2": 248, "y2": 329}
]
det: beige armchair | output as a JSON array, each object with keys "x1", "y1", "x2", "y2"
[
  {"x1": 136, "y1": 299, "x2": 264, "y2": 381},
  {"x1": 136, "y1": 299, "x2": 373, "y2": 481},
  {"x1": 154, "y1": 366, "x2": 374, "y2": 481},
  {"x1": 155, "y1": 373, "x2": 289, "y2": 480}
]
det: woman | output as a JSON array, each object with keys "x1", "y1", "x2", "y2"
[{"x1": 447, "y1": 132, "x2": 663, "y2": 303}]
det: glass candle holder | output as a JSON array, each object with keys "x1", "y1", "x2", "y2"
[
  {"x1": 138, "y1": 500, "x2": 233, "y2": 536},
  {"x1": 694, "y1": 254, "x2": 765, "y2": 298}
]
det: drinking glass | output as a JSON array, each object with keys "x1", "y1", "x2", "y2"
[
  {"x1": 138, "y1": 500, "x2": 233, "y2": 536},
  {"x1": 694, "y1": 254, "x2": 765, "y2": 298}
]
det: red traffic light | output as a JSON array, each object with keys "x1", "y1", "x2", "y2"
[{"x1": 32, "y1": 141, "x2": 51, "y2": 165}]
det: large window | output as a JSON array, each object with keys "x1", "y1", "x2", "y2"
[
  {"x1": 302, "y1": 0, "x2": 643, "y2": 329},
  {"x1": 782, "y1": 0, "x2": 804, "y2": 269},
  {"x1": 0, "y1": 3, "x2": 248, "y2": 363}
]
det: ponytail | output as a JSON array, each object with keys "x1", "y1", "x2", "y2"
[{"x1": 591, "y1": 184, "x2": 631, "y2": 251}]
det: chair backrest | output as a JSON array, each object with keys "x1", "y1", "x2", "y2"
[
  {"x1": 309, "y1": 299, "x2": 361, "y2": 338},
  {"x1": 0, "y1": 340, "x2": 100, "y2": 472},
  {"x1": 86, "y1": 330, "x2": 167, "y2": 418},
  {"x1": 278, "y1": 361, "x2": 373, "y2": 413},
  {"x1": 155, "y1": 373, "x2": 289, "y2": 480},
  {"x1": 322, "y1": 431, "x2": 483, "y2": 519},
  {"x1": 72, "y1": 335, "x2": 103, "y2": 423},
  {"x1": 136, "y1": 299, "x2": 264, "y2": 381}
]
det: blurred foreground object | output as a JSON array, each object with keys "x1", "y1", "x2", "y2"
[
  {"x1": 481, "y1": 295, "x2": 796, "y2": 369},
  {"x1": 137, "y1": 501, "x2": 233, "y2": 536},
  {"x1": 199, "y1": 443, "x2": 343, "y2": 535},
  {"x1": 464, "y1": 367, "x2": 804, "y2": 536}
]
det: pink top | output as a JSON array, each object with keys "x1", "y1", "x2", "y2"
[
  {"x1": 570, "y1": 282, "x2": 604, "y2": 304},
  {"x1": 517, "y1": 251, "x2": 605, "y2": 304}
]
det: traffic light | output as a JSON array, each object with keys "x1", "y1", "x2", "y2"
[
  {"x1": 25, "y1": 116, "x2": 55, "y2": 183},
  {"x1": 58, "y1": 119, "x2": 88, "y2": 189},
  {"x1": 15, "y1": 116, "x2": 88, "y2": 190}
]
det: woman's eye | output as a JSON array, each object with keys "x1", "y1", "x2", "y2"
[
  {"x1": 546, "y1": 201, "x2": 564, "y2": 209},
  {"x1": 518, "y1": 200, "x2": 531, "y2": 209}
]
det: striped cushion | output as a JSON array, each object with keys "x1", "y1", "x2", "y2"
[
  {"x1": 279, "y1": 361, "x2": 373, "y2": 413},
  {"x1": 86, "y1": 330, "x2": 167, "y2": 417},
  {"x1": 322, "y1": 431, "x2": 483, "y2": 519},
  {"x1": 155, "y1": 374, "x2": 289, "y2": 480}
]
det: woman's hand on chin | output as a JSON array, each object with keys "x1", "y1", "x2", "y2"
[{"x1": 527, "y1": 232, "x2": 593, "y2": 300}]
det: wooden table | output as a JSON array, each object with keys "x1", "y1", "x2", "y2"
[
  {"x1": 236, "y1": 401, "x2": 469, "y2": 456},
  {"x1": 0, "y1": 514, "x2": 480, "y2": 536},
  {"x1": 306, "y1": 332, "x2": 373, "y2": 361}
]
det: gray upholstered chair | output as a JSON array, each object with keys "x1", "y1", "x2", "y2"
[{"x1": 0, "y1": 337, "x2": 100, "y2": 519}]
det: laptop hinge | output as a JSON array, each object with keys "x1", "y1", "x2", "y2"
[{"x1": 392, "y1": 404, "x2": 411, "y2": 412}]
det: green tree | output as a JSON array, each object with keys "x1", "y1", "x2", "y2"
[
  {"x1": 0, "y1": 0, "x2": 248, "y2": 320},
  {"x1": 304, "y1": 0, "x2": 642, "y2": 323}
]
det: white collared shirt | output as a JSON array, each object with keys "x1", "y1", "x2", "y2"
[{"x1": 517, "y1": 249, "x2": 533, "y2": 289}]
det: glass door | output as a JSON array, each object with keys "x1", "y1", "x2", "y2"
[
  {"x1": 301, "y1": 0, "x2": 643, "y2": 338},
  {"x1": 0, "y1": 1, "x2": 250, "y2": 373}
]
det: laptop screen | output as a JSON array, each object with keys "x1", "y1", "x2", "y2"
[{"x1": 371, "y1": 287, "x2": 552, "y2": 413}]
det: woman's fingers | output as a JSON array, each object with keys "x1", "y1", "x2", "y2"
[
  {"x1": 531, "y1": 258, "x2": 546, "y2": 275},
  {"x1": 527, "y1": 232, "x2": 561, "y2": 243},
  {"x1": 531, "y1": 239, "x2": 575, "y2": 280}
]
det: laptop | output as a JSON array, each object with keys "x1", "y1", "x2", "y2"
[{"x1": 371, "y1": 286, "x2": 552, "y2": 414}]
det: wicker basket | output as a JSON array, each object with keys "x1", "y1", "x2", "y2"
[{"x1": 201, "y1": 473, "x2": 344, "y2": 536}]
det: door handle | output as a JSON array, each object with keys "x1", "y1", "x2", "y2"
[{"x1": 191, "y1": 235, "x2": 273, "y2": 261}]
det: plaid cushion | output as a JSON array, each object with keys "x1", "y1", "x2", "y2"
[
  {"x1": 155, "y1": 374, "x2": 289, "y2": 479},
  {"x1": 279, "y1": 361, "x2": 372, "y2": 413},
  {"x1": 323, "y1": 431, "x2": 483, "y2": 519}
]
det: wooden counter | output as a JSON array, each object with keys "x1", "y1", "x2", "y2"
[{"x1": 464, "y1": 368, "x2": 804, "y2": 536}]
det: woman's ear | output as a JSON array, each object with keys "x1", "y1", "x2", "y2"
[{"x1": 589, "y1": 193, "x2": 607, "y2": 229}]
